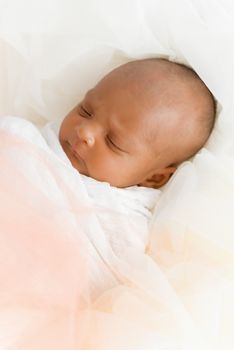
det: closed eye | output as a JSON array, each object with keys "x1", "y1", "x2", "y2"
[
  {"x1": 106, "y1": 136, "x2": 127, "y2": 153},
  {"x1": 79, "y1": 105, "x2": 92, "y2": 118}
]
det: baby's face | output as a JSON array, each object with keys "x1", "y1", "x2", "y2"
[
  {"x1": 59, "y1": 59, "x2": 214, "y2": 188},
  {"x1": 59, "y1": 73, "x2": 167, "y2": 188}
]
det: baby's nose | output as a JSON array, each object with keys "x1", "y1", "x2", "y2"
[{"x1": 75, "y1": 125, "x2": 95, "y2": 148}]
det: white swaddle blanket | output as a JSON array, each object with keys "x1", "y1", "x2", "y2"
[{"x1": 0, "y1": 115, "x2": 160, "y2": 297}]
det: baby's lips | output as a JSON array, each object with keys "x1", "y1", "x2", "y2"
[{"x1": 70, "y1": 143, "x2": 85, "y2": 163}]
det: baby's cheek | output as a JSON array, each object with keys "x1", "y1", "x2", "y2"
[
  {"x1": 92, "y1": 155, "x2": 124, "y2": 182},
  {"x1": 109, "y1": 158, "x2": 136, "y2": 185},
  {"x1": 98, "y1": 156, "x2": 118, "y2": 176}
]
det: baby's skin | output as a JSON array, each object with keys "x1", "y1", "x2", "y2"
[{"x1": 59, "y1": 58, "x2": 215, "y2": 188}]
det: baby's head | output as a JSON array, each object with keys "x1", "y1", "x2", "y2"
[{"x1": 59, "y1": 58, "x2": 216, "y2": 188}]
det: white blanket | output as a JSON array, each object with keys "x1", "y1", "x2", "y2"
[
  {"x1": 1, "y1": 116, "x2": 234, "y2": 349},
  {"x1": 0, "y1": 115, "x2": 159, "y2": 296},
  {"x1": 2, "y1": 115, "x2": 184, "y2": 350}
]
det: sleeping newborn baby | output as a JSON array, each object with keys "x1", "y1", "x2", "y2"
[
  {"x1": 0, "y1": 58, "x2": 216, "y2": 296},
  {"x1": 55, "y1": 58, "x2": 216, "y2": 258},
  {"x1": 59, "y1": 58, "x2": 216, "y2": 189},
  {"x1": 0, "y1": 58, "x2": 216, "y2": 261}
]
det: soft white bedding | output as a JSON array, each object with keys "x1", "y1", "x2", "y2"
[
  {"x1": 0, "y1": 114, "x2": 191, "y2": 349},
  {"x1": 1, "y1": 0, "x2": 234, "y2": 349},
  {"x1": 0, "y1": 115, "x2": 159, "y2": 295}
]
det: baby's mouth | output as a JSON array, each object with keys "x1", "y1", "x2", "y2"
[
  {"x1": 70, "y1": 144, "x2": 84, "y2": 162},
  {"x1": 66, "y1": 141, "x2": 87, "y2": 169}
]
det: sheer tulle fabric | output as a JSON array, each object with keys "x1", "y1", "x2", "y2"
[{"x1": 0, "y1": 131, "x2": 91, "y2": 349}]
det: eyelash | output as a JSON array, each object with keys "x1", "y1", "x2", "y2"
[
  {"x1": 106, "y1": 136, "x2": 119, "y2": 151},
  {"x1": 79, "y1": 105, "x2": 92, "y2": 118}
]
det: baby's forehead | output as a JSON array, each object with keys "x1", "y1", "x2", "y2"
[
  {"x1": 87, "y1": 83, "x2": 159, "y2": 126},
  {"x1": 84, "y1": 63, "x2": 192, "y2": 135}
]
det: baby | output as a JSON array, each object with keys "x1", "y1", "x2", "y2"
[
  {"x1": 59, "y1": 58, "x2": 215, "y2": 188},
  {"x1": 0, "y1": 58, "x2": 217, "y2": 298},
  {"x1": 59, "y1": 58, "x2": 216, "y2": 189}
]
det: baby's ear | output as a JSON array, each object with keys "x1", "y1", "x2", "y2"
[{"x1": 139, "y1": 166, "x2": 177, "y2": 188}]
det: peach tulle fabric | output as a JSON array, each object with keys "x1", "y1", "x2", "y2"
[{"x1": 0, "y1": 130, "x2": 90, "y2": 349}]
